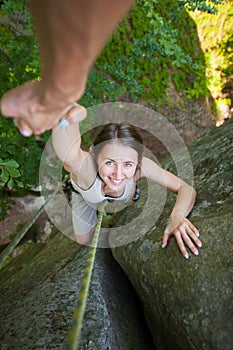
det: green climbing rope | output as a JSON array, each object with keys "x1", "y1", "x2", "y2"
[
  {"x1": 65, "y1": 200, "x2": 107, "y2": 350},
  {"x1": 0, "y1": 185, "x2": 61, "y2": 269}
]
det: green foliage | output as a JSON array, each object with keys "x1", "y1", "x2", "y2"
[
  {"x1": 0, "y1": 156, "x2": 23, "y2": 220},
  {"x1": 79, "y1": 68, "x2": 126, "y2": 106},
  {"x1": 189, "y1": 1, "x2": 233, "y2": 117},
  {"x1": 0, "y1": 115, "x2": 45, "y2": 219},
  {"x1": 0, "y1": 115, "x2": 43, "y2": 188},
  {"x1": 179, "y1": 0, "x2": 224, "y2": 14},
  {"x1": 0, "y1": 0, "x2": 42, "y2": 200},
  {"x1": 0, "y1": 158, "x2": 23, "y2": 189},
  {"x1": 96, "y1": 0, "x2": 209, "y2": 101},
  {"x1": 220, "y1": 36, "x2": 233, "y2": 79},
  {"x1": 0, "y1": 0, "x2": 40, "y2": 96}
]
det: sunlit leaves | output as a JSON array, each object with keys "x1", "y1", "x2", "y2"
[
  {"x1": 96, "y1": 0, "x2": 209, "y2": 100},
  {"x1": 179, "y1": 0, "x2": 224, "y2": 14}
]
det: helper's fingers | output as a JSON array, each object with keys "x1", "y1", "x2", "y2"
[
  {"x1": 13, "y1": 118, "x2": 33, "y2": 137},
  {"x1": 65, "y1": 103, "x2": 87, "y2": 123}
]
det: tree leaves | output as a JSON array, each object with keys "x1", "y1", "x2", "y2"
[
  {"x1": 179, "y1": 0, "x2": 223, "y2": 14},
  {"x1": 0, "y1": 158, "x2": 24, "y2": 190}
]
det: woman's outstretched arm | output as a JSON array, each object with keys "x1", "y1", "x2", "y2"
[
  {"x1": 52, "y1": 104, "x2": 96, "y2": 189},
  {"x1": 52, "y1": 104, "x2": 86, "y2": 170},
  {"x1": 141, "y1": 157, "x2": 202, "y2": 259}
]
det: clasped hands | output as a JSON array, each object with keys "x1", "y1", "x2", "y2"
[{"x1": 0, "y1": 80, "x2": 85, "y2": 136}]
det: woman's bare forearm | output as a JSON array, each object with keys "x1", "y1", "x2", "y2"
[
  {"x1": 52, "y1": 104, "x2": 86, "y2": 167},
  {"x1": 170, "y1": 184, "x2": 196, "y2": 221}
]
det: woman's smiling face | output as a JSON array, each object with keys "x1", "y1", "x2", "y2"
[{"x1": 97, "y1": 142, "x2": 138, "y2": 191}]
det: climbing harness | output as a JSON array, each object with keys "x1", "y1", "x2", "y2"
[
  {"x1": 65, "y1": 200, "x2": 107, "y2": 350},
  {"x1": 0, "y1": 185, "x2": 61, "y2": 269}
]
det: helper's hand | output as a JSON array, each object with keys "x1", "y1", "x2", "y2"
[
  {"x1": 162, "y1": 217, "x2": 202, "y2": 259},
  {"x1": 0, "y1": 80, "x2": 81, "y2": 136}
]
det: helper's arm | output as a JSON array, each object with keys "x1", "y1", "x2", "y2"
[
  {"x1": 29, "y1": 0, "x2": 135, "y2": 102},
  {"x1": 1, "y1": 0, "x2": 134, "y2": 135}
]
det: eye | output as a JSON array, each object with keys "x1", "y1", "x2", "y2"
[
  {"x1": 124, "y1": 162, "x2": 133, "y2": 168},
  {"x1": 105, "y1": 160, "x2": 114, "y2": 167}
]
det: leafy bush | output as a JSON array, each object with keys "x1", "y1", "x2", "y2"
[
  {"x1": 179, "y1": 0, "x2": 223, "y2": 14},
  {"x1": 188, "y1": 0, "x2": 233, "y2": 117},
  {"x1": 0, "y1": 158, "x2": 23, "y2": 189},
  {"x1": 96, "y1": 0, "x2": 210, "y2": 101}
]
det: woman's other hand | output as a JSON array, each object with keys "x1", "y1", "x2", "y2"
[{"x1": 162, "y1": 217, "x2": 202, "y2": 259}]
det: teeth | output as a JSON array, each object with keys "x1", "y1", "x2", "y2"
[{"x1": 110, "y1": 178, "x2": 123, "y2": 184}]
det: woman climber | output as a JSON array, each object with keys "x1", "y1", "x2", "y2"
[{"x1": 52, "y1": 104, "x2": 202, "y2": 259}]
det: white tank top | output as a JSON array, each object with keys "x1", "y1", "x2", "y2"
[{"x1": 71, "y1": 176, "x2": 134, "y2": 204}]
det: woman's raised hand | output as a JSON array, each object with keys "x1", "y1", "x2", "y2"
[{"x1": 59, "y1": 103, "x2": 87, "y2": 127}]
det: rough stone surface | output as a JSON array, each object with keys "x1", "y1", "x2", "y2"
[
  {"x1": 0, "y1": 231, "x2": 154, "y2": 350},
  {"x1": 112, "y1": 118, "x2": 233, "y2": 350}
]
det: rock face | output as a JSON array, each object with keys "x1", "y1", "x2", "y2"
[
  {"x1": 0, "y1": 232, "x2": 154, "y2": 349},
  {"x1": 112, "y1": 118, "x2": 233, "y2": 350}
]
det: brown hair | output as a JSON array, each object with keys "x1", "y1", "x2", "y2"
[{"x1": 92, "y1": 123, "x2": 144, "y2": 166}]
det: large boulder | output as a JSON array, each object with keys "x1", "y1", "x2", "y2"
[
  {"x1": 112, "y1": 118, "x2": 233, "y2": 349},
  {"x1": 0, "y1": 230, "x2": 154, "y2": 349}
]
